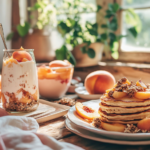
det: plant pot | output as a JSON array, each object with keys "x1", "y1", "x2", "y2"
[
  {"x1": 22, "y1": 29, "x2": 55, "y2": 62},
  {"x1": 72, "y1": 43, "x2": 104, "y2": 67}
]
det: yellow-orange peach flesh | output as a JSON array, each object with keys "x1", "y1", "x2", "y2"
[
  {"x1": 75, "y1": 102, "x2": 99, "y2": 120},
  {"x1": 13, "y1": 51, "x2": 32, "y2": 62},
  {"x1": 101, "y1": 121, "x2": 126, "y2": 132},
  {"x1": 85, "y1": 71, "x2": 115, "y2": 94},
  {"x1": 137, "y1": 118, "x2": 150, "y2": 131},
  {"x1": 49, "y1": 60, "x2": 71, "y2": 68}
]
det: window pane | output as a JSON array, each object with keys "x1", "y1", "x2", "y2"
[
  {"x1": 123, "y1": 0, "x2": 150, "y2": 9},
  {"x1": 121, "y1": 9, "x2": 150, "y2": 52}
]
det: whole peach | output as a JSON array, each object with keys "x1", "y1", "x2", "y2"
[
  {"x1": 137, "y1": 118, "x2": 150, "y2": 131},
  {"x1": 85, "y1": 71, "x2": 115, "y2": 94}
]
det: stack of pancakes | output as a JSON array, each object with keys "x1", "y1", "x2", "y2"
[{"x1": 99, "y1": 96, "x2": 150, "y2": 124}]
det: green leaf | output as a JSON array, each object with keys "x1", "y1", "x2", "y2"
[
  {"x1": 97, "y1": 5, "x2": 102, "y2": 12},
  {"x1": 88, "y1": 29, "x2": 97, "y2": 35},
  {"x1": 108, "y1": 3, "x2": 120, "y2": 13},
  {"x1": 55, "y1": 46, "x2": 67, "y2": 60},
  {"x1": 110, "y1": 41, "x2": 119, "y2": 59},
  {"x1": 67, "y1": 51, "x2": 76, "y2": 66},
  {"x1": 128, "y1": 27, "x2": 138, "y2": 38},
  {"x1": 6, "y1": 32, "x2": 14, "y2": 40},
  {"x1": 17, "y1": 22, "x2": 30, "y2": 37},
  {"x1": 87, "y1": 48, "x2": 95, "y2": 58},
  {"x1": 105, "y1": 14, "x2": 114, "y2": 18},
  {"x1": 125, "y1": 9, "x2": 141, "y2": 33},
  {"x1": 109, "y1": 33, "x2": 116, "y2": 40},
  {"x1": 108, "y1": 17, "x2": 118, "y2": 31},
  {"x1": 55, "y1": 45, "x2": 76, "y2": 66},
  {"x1": 101, "y1": 33, "x2": 107, "y2": 40},
  {"x1": 111, "y1": 41, "x2": 119, "y2": 52},
  {"x1": 111, "y1": 51, "x2": 119, "y2": 59},
  {"x1": 101, "y1": 24, "x2": 108, "y2": 28}
]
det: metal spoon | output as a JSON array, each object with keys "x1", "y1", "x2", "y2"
[
  {"x1": 0, "y1": 23, "x2": 8, "y2": 49},
  {"x1": 0, "y1": 23, "x2": 10, "y2": 57}
]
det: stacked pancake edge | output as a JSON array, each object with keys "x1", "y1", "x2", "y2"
[{"x1": 99, "y1": 96, "x2": 150, "y2": 124}]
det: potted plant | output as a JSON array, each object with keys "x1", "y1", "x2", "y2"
[
  {"x1": 55, "y1": 1, "x2": 141, "y2": 67},
  {"x1": 7, "y1": 0, "x2": 56, "y2": 62}
]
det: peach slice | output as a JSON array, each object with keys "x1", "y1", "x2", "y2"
[
  {"x1": 101, "y1": 121, "x2": 126, "y2": 132},
  {"x1": 75, "y1": 102, "x2": 99, "y2": 120},
  {"x1": 134, "y1": 91, "x2": 150, "y2": 99},
  {"x1": 137, "y1": 118, "x2": 150, "y2": 131},
  {"x1": 13, "y1": 51, "x2": 32, "y2": 62},
  {"x1": 49, "y1": 60, "x2": 71, "y2": 68},
  {"x1": 112, "y1": 91, "x2": 127, "y2": 99},
  {"x1": 136, "y1": 80, "x2": 147, "y2": 89}
]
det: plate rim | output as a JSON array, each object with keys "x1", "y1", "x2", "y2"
[
  {"x1": 67, "y1": 99, "x2": 150, "y2": 138},
  {"x1": 65, "y1": 118, "x2": 150, "y2": 145}
]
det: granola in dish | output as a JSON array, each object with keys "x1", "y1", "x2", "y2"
[{"x1": 58, "y1": 97, "x2": 76, "y2": 106}]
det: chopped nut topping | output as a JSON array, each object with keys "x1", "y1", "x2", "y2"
[
  {"x1": 124, "y1": 124, "x2": 150, "y2": 133},
  {"x1": 58, "y1": 97, "x2": 76, "y2": 106},
  {"x1": 93, "y1": 118, "x2": 101, "y2": 128},
  {"x1": 108, "y1": 90, "x2": 114, "y2": 98},
  {"x1": 113, "y1": 77, "x2": 145, "y2": 97}
]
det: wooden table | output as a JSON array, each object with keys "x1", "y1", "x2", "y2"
[{"x1": 37, "y1": 97, "x2": 150, "y2": 150}]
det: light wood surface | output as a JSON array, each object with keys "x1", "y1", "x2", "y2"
[{"x1": 38, "y1": 66, "x2": 150, "y2": 150}]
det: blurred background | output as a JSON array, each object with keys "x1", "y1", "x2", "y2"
[{"x1": 0, "y1": 0, "x2": 150, "y2": 70}]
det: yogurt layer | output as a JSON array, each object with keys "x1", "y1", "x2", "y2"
[{"x1": 2, "y1": 60, "x2": 39, "y2": 102}]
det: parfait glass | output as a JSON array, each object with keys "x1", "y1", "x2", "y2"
[{"x1": 1, "y1": 49, "x2": 39, "y2": 112}]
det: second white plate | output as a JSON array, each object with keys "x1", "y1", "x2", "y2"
[
  {"x1": 65, "y1": 118, "x2": 150, "y2": 145},
  {"x1": 75, "y1": 86, "x2": 103, "y2": 100}
]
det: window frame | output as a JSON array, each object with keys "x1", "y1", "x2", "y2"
[{"x1": 97, "y1": 0, "x2": 150, "y2": 63}]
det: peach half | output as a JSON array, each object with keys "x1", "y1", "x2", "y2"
[
  {"x1": 75, "y1": 102, "x2": 99, "y2": 120},
  {"x1": 134, "y1": 91, "x2": 150, "y2": 99},
  {"x1": 85, "y1": 71, "x2": 115, "y2": 94},
  {"x1": 12, "y1": 51, "x2": 32, "y2": 62},
  {"x1": 101, "y1": 121, "x2": 126, "y2": 132},
  {"x1": 137, "y1": 118, "x2": 150, "y2": 131},
  {"x1": 49, "y1": 60, "x2": 71, "y2": 68}
]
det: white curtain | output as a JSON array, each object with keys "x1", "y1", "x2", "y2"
[{"x1": 0, "y1": 0, "x2": 12, "y2": 70}]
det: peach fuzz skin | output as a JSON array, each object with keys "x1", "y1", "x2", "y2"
[
  {"x1": 12, "y1": 51, "x2": 32, "y2": 62},
  {"x1": 49, "y1": 60, "x2": 71, "y2": 68},
  {"x1": 85, "y1": 71, "x2": 115, "y2": 94},
  {"x1": 137, "y1": 118, "x2": 150, "y2": 130}
]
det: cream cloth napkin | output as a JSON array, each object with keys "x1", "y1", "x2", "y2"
[{"x1": 0, "y1": 116, "x2": 83, "y2": 150}]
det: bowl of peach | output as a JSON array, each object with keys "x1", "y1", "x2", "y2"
[{"x1": 38, "y1": 60, "x2": 74, "y2": 99}]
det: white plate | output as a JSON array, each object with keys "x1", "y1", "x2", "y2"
[
  {"x1": 65, "y1": 118, "x2": 150, "y2": 145},
  {"x1": 75, "y1": 86, "x2": 103, "y2": 100},
  {"x1": 67, "y1": 100, "x2": 150, "y2": 141}
]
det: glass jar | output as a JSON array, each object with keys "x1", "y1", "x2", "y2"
[{"x1": 1, "y1": 49, "x2": 39, "y2": 112}]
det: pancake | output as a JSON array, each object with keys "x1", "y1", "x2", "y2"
[
  {"x1": 99, "y1": 108, "x2": 150, "y2": 121},
  {"x1": 100, "y1": 96, "x2": 150, "y2": 107},
  {"x1": 100, "y1": 102, "x2": 150, "y2": 114},
  {"x1": 101, "y1": 116, "x2": 140, "y2": 124}
]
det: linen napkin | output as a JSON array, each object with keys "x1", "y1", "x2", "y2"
[{"x1": 0, "y1": 114, "x2": 83, "y2": 150}]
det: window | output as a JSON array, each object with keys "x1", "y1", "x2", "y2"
[{"x1": 121, "y1": 0, "x2": 150, "y2": 52}]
